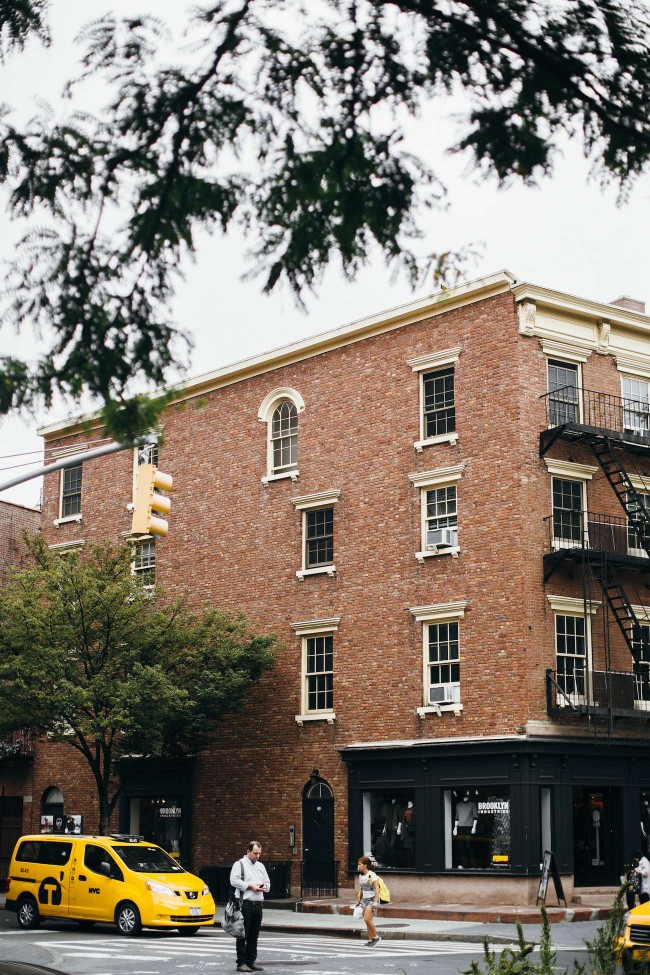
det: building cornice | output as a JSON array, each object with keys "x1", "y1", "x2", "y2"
[
  {"x1": 38, "y1": 270, "x2": 516, "y2": 440},
  {"x1": 512, "y1": 282, "x2": 650, "y2": 333}
]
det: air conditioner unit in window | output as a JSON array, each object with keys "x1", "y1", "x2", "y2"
[
  {"x1": 426, "y1": 527, "x2": 458, "y2": 550},
  {"x1": 428, "y1": 685, "x2": 459, "y2": 705}
]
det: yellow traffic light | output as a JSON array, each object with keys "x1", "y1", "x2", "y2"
[{"x1": 131, "y1": 464, "x2": 173, "y2": 537}]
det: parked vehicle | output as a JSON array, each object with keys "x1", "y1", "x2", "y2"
[
  {"x1": 618, "y1": 901, "x2": 650, "y2": 971},
  {"x1": 4, "y1": 833, "x2": 215, "y2": 936}
]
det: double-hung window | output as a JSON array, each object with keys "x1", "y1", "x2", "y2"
[
  {"x1": 409, "y1": 466, "x2": 464, "y2": 561},
  {"x1": 291, "y1": 618, "x2": 340, "y2": 723},
  {"x1": 545, "y1": 459, "x2": 596, "y2": 550},
  {"x1": 410, "y1": 602, "x2": 467, "y2": 715},
  {"x1": 61, "y1": 465, "x2": 82, "y2": 518},
  {"x1": 547, "y1": 595, "x2": 599, "y2": 707},
  {"x1": 627, "y1": 489, "x2": 650, "y2": 557},
  {"x1": 291, "y1": 490, "x2": 340, "y2": 578},
  {"x1": 133, "y1": 540, "x2": 156, "y2": 587},
  {"x1": 407, "y1": 347, "x2": 461, "y2": 450},
  {"x1": 622, "y1": 376, "x2": 650, "y2": 437},
  {"x1": 258, "y1": 387, "x2": 304, "y2": 483},
  {"x1": 547, "y1": 360, "x2": 579, "y2": 426},
  {"x1": 632, "y1": 618, "x2": 650, "y2": 710}
]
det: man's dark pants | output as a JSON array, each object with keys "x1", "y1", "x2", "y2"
[{"x1": 236, "y1": 900, "x2": 263, "y2": 966}]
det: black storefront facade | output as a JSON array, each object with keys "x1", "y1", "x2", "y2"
[
  {"x1": 116, "y1": 757, "x2": 195, "y2": 868},
  {"x1": 343, "y1": 736, "x2": 650, "y2": 904}
]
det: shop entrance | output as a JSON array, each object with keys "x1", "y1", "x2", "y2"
[{"x1": 572, "y1": 787, "x2": 621, "y2": 886}]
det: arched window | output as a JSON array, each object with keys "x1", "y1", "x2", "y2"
[
  {"x1": 305, "y1": 780, "x2": 333, "y2": 799},
  {"x1": 258, "y1": 387, "x2": 305, "y2": 481},
  {"x1": 271, "y1": 401, "x2": 298, "y2": 474}
]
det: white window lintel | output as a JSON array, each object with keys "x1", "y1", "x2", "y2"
[
  {"x1": 544, "y1": 458, "x2": 597, "y2": 480},
  {"x1": 291, "y1": 490, "x2": 340, "y2": 510},
  {"x1": 541, "y1": 338, "x2": 592, "y2": 363},
  {"x1": 409, "y1": 464, "x2": 465, "y2": 490},
  {"x1": 410, "y1": 601, "x2": 467, "y2": 623},
  {"x1": 291, "y1": 617, "x2": 341, "y2": 637},
  {"x1": 407, "y1": 347, "x2": 462, "y2": 373},
  {"x1": 547, "y1": 594, "x2": 601, "y2": 615}
]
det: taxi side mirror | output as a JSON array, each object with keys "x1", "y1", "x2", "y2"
[{"x1": 99, "y1": 861, "x2": 112, "y2": 877}]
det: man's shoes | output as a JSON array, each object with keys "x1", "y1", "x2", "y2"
[
  {"x1": 249, "y1": 966, "x2": 265, "y2": 972},
  {"x1": 236, "y1": 966, "x2": 253, "y2": 972}
]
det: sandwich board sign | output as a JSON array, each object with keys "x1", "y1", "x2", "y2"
[{"x1": 537, "y1": 850, "x2": 567, "y2": 907}]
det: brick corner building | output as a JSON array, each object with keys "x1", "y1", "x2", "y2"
[{"x1": 13, "y1": 268, "x2": 650, "y2": 904}]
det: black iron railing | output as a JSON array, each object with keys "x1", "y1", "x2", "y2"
[
  {"x1": 0, "y1": 729, "x2": 33, "y2": 759},
  {"x1": 543, "y1": 510, "x2": 649, "y2": 558},
  {"x1": 301, "y1": 859, "x2": 339, "y2": 897},
  {"x1": 542, "y1": 386, "x2": 650, "y2": 437},
  {"x1": 546, "y1": 668, "x2": 650, "y2": 716}
]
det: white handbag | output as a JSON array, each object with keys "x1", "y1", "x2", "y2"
[{"x1": 353, "y1": 904, "x2": 364, "y2": 919}]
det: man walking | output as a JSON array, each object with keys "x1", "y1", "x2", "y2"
[{"x1": 230, "y1": 840, "x2": 271, "y2": 973}]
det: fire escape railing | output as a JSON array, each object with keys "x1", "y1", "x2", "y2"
[
  {"x1": 541, "y1": 386, "x2": 650, "y2": 437},
  {"x1": 0, "y1": 729, "x2": 34, "y2": 759}
]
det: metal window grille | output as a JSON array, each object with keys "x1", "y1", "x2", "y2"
[
  {"x1": 306, "y1": 508, "x2": 334, "y2": 568},
  {"x1": 61, "y1": 465, "x2": 82, "y2": 517},
  {"x1": 271, "y1": 402, "x2": 298, "y2": 473},
  {"x1": 423, "y1": 368, "x2": 455, "y2": 438},
  {"x1": 305, "y1": 634, "x2": 333, "y2": 712},
  {"x1": 133, "y1": 540, "x2": 156, "y2": 586},
  {"x1": 427, "y1": 621, "x2": 460, "y2": 691}
]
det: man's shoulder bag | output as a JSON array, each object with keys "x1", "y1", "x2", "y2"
[{"x1": 221, "y1": 860, "x2": 246, "y2": 938}]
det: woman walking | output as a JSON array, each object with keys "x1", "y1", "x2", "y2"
[{"x1": 356, "y1": 856, "x2": 382, "y2": 947}]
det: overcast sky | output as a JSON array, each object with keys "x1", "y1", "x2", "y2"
[{"x1": 2, "y1": 0, "x2": 650, "y2": 507}]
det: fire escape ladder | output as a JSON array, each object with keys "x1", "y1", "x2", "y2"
[
  {"x1": 590, "y1": 559, "x2": 643, "y2": 667},
  {"x1": 589, "y1": 437, "x2": 650, "y2": 558}
]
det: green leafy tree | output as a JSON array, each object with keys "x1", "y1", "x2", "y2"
[
  {"x1": 0, "y1": 535, "x2": 276, "y2": 833},
  {"x1": 2, "y1": 1, "x2": 650, "y2": 439}
]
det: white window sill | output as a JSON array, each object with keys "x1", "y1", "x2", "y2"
[
  {"x1": 295, "y1": 712, "x2": 336, "y2": 725},
  {"x1": 417, "y1": 704, "x2": 463, "y2": 717},
  {"x1": 415, "y1": 547, "x2": 460, "y2": 562},
  {"x1": 414, "y1": 433, "x2": 459, "y2": 452},
  {"x1": 296, "y1": 565, "x2": 336, "y2": 580},
  {"x1": 262, "y1": 470, "x2": 299, "y2": 484},
  {"x1": 53, "y1": 515, "x2": 83, "y2": 527}
]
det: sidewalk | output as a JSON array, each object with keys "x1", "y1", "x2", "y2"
[
  {"x1": 0, "y1": 892, "x2": 611, "y2": 948},
  {"x1": 260, "y1": 904, "x2": 607, "y2": 949}
]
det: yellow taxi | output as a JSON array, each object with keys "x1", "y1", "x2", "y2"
[
  {"x1": 4, "y1": 833, "x2": 215, "y2": 936},
  {"x1": 618, "y1": 902, "x2": 650, "y2": 971}
]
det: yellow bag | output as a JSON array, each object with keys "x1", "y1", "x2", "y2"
[{"x1": 376, "y1": 875, "x2": 390, "y2": 904}]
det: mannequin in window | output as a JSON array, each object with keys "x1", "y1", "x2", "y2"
[
  {"x1": 642, "y1": 799, "x2": 650, "y2": 857},
  {"x1": 383, "y1": 799, "x2": 404, "y2": 866},
  {"x1": 402, "y1": 800, "x2": 415, "y2": 866},
  {"x1": 453, "y1": 791, "x2": 478, "y2": 868}
]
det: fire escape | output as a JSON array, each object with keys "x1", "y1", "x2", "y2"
[{"x1": 541, "y1": 387, "x2": 650, "y2": 726}]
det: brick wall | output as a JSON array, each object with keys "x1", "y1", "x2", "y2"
[{"x1": 33, "y1": 289, "x2": 650, "y2": 878}]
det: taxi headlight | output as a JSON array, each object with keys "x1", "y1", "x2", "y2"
[
  {"x1": 202, "y1": 884, "x2": 210, "y2": 897},
  {"x1": 145, "y1": 879, "x2": 175, "y2": 896}
]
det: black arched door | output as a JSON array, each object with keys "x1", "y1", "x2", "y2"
[{"x1": 302, "y1": 779, "x2": 336, "y2": 895}]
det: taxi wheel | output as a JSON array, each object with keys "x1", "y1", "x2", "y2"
[
  {"x1": 16, "y1": 895, "x2": 41, "y2": 930},
  {"x1": 115, "y1": 901, "x2": 142, "y2": 936},
  {"x1": 178, "y1": 926, "x2": 200, "y2": 935}
]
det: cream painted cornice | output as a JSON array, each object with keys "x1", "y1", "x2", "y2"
[
  {"x1": 547, "y1": 594, "x2": 601, "y2": 615},
  {"x1": 38, "y1": 270, "x2": 516, "y2": 439},
  {"x1": 628, "y1": 473, "x2": 650, "y2": 492},
  {"x1": 290, "y1": 617, "x2": 341, "y2": 636},
  {"x1": 615, "y1": 354, "x2": 650, "y2": 380},
  {"x1": 291, "y1": 489, "x2": 341, "y2": 510},
  {"x1": 408, "y1": 464, "x2": 465, "y2": 489},
  {"x1": 512, "y1": 282, "x2": 650, "y2": 334}
]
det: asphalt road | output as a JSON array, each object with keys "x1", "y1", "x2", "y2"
[{"x1": 0, "y1": 922, "x2": 591, "y2": 975}]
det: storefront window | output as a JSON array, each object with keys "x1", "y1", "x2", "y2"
[
  {"x1": 129, "y1": 796, "x2": 182, "y2": 857},
  {"x1": 362, "y1": 791, "x2": 415, "y2": 869},
  {"x1": 445, "y1": 788, "x2": 511, "y2": 870}
]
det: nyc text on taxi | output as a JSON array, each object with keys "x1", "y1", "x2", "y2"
[{"x1": 5, "y1": 834, "x2": 215, "y2": 935}]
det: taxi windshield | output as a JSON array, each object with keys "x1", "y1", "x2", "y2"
[{"x1": 112, "y1": 845, "x2": 185, "y2": 873}]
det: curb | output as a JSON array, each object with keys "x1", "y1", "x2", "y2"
[
  {"x1": 298, "y1": 903, "x2": 612, "y2": 924},
  {"x1": 262, "y1": 922, "x2": 518, "y2": 944}
]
